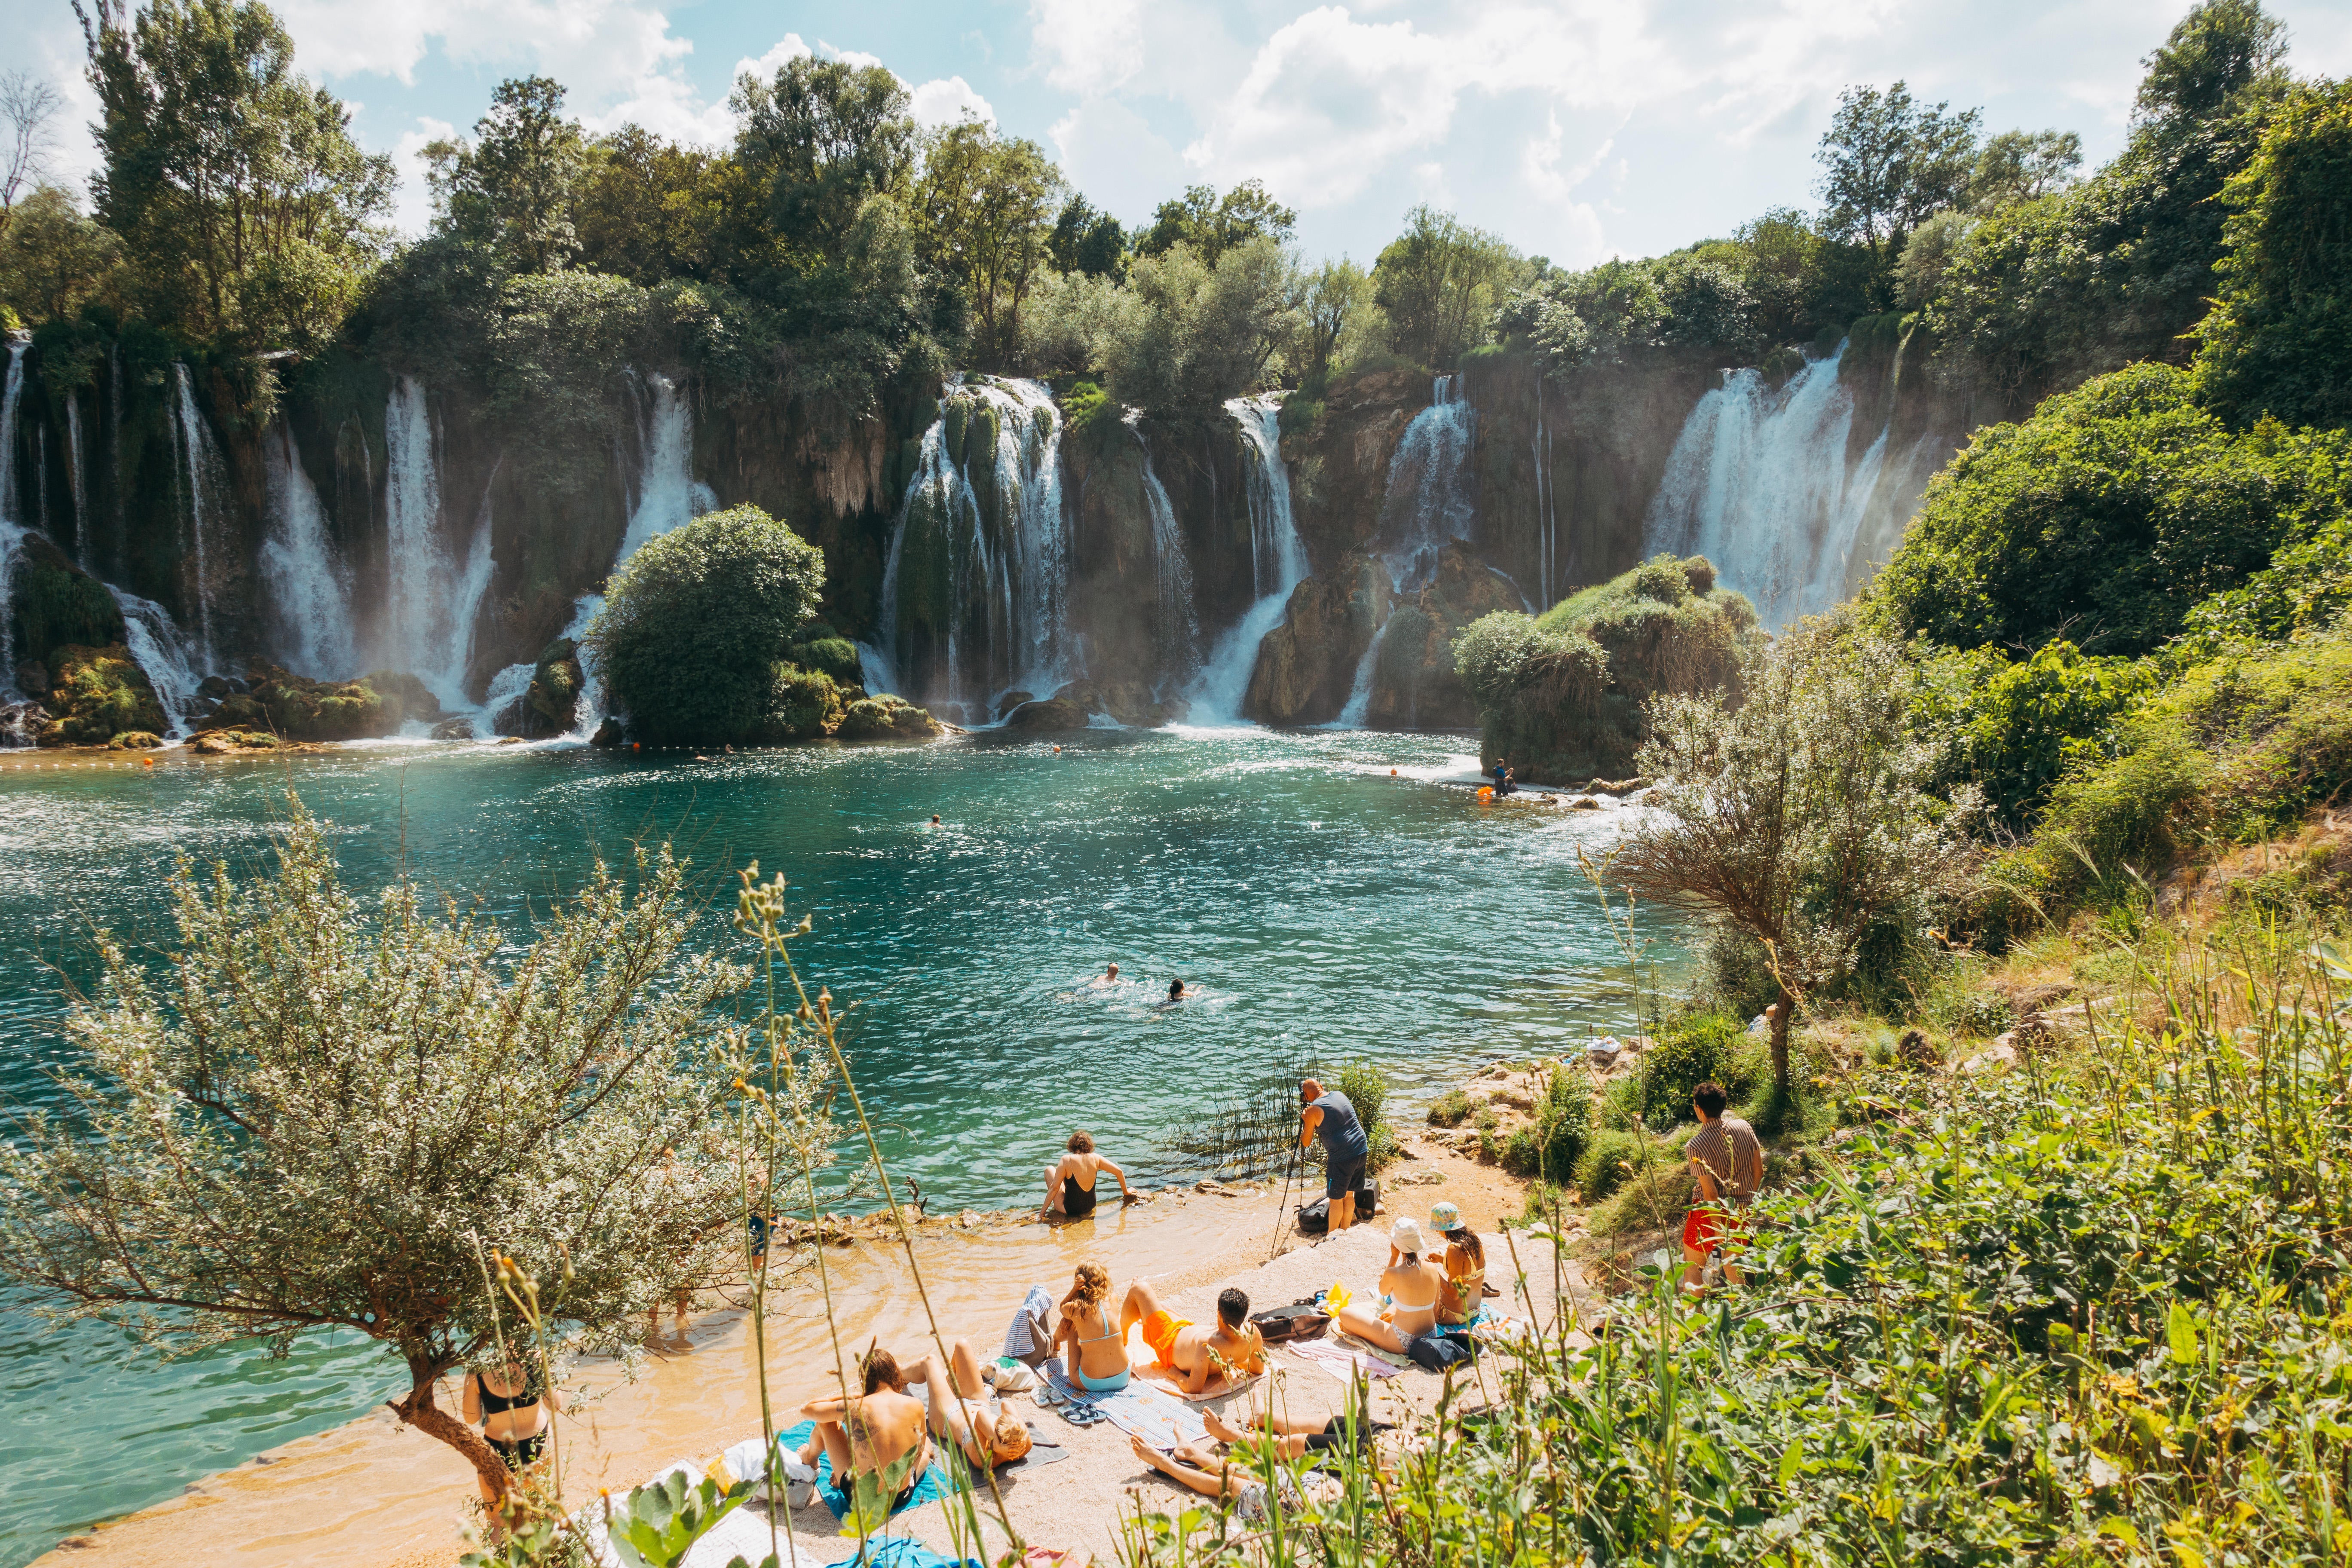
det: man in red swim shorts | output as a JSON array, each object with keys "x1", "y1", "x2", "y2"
[{"x1": 1681, "y1": 1078, "x2": 1763, "y2": 1293}]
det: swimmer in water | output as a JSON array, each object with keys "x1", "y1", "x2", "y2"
[
  {"x1": 1165, "y1": 978, "x2": 1186, "y2": 1003},
  {"x1": 1091, "y1": 962, "x2": 1121, "y2": 987},
  {"x1": 930, "y1": 814, "x2": 941, "y2": 826}
]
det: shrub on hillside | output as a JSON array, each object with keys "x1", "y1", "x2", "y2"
[
  {"x1": 1500, "y1": 1069, "x2": 1592, "y2": 1185},
  {"x1": 584, "y1": 504, "x2": 829, "y2": 746},
  {"x1": 1870, "y1": 364, "x2": 2352, "y2": 658},
  {"x1": 1918, "y1": 640, "x2": 2159, "y2": 832},
  {"x1": 1573, "y1": 1126, "x2": 1661, "y2": 1204},
  {"x1": 1639, "y1": 1012, "x2": 1752, "y2": 1131}
]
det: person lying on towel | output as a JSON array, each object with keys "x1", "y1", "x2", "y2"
[{"x1": 1119, "y1": 1281, "x2": 1266, "y2": 1394}]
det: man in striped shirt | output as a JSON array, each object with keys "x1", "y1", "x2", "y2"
[{"x1": 1681, "y1": 1079, "x2": 1764, "y2": 1293}]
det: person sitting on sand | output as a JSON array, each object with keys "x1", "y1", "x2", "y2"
[
  {"x1": 1428, "y1": 1201, "x2": 1488, "y2": 1325},
  {"x1": 1120, "y1": 1281, "x2": 1265, "y2": 1395},
  {"x1": 1041, "y1": 1130, "x2": 1138, "y2": 1219},
  {"x1": 796, "y1": 1340, "x2": 1029, "y2": 1501},
  {"x1": 1335, "y1": 1218, "x2": 1446, "y2": 1354},
  {"x1": 1051, "y1": 1262, "x2": 1132, "y2": 1391}
]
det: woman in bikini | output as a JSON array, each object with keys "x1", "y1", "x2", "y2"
[
  {"x1": 1334, "y1": 1217, "x2": 1446, "y2": 1353},
  {"x1": 1053, "y1": 1261, "x2": 1132, "y2": 1391},
  {"x1": 462, "y1": 1352, "x2": 564, "y2": 1512},
  {"x1": 1040, "y1": 1129, "x2": 1137, "y2": 1219},
  {"x1": 1428, "y1": 1201, "x2": 1488, "y2": 1325}
]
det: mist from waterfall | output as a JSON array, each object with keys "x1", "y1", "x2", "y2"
[
  {"x1": 1136, "y1": 425, "x2": 1199, "y2": 694},
  {"x1": 111, "y1": 586, "x2": 202, "y2": 738},
  {"x1": 261, "y1": 420, "x2": 355, "y2": 677},
  {"x1": 1376, "y1": 375, "x2": 1478, "y2": 591},
  {"x1": 1642, "y1": 344, "x2": 1890, "y2": 630},
  {"x1": 168, "y1": 364, "x2": 226, "y2": 671},
  {"x1": 382, "y1": 376, "x2": 500, "y2": 710},
  {"x1": 1188, "y1": 395, "x2": 1305, "y2": 724},
  {"x1": 877, "y1": 377, "x2": 1072, "y2": 718},
  {"x1": 561, "y1": 371, "x2": 714, "y2": 737}
]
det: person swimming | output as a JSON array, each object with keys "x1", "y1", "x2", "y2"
[
  {"x1": 929, "y1": 813, "x2": 941, "y2": 825},
  {"x1": 1165, "y1": 978, "x2": 1186, "y2": 1002},
  {"x1": 1093, "y1": 962, "x2": 1121, "y2": 986}
]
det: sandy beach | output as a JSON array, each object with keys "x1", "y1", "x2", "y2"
[{"x1": 36, "y1": 1136, "x2": 1557, "y2": 1568}]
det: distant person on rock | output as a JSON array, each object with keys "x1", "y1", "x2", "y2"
[
  {"x1": 1041, "y1": 1129, "x2": 1138, "y2": 1219},
  {"x1": 1298, "y1": 1077, "x2": 1369, "y2": 1232},
  {"x1": 1681, "y1": 1078, "x2": 1764, "y2": 1293}
]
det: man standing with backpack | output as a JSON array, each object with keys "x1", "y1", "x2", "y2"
[{"x1": 1298, "y1": 1078, "x2": 1369, "y2": 1232}]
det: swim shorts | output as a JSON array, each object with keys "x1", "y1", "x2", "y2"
[
  {"x1": 1325, "y1": 1154, "x2": 1366, "y2": 1202},
  {"x1": 1142, "y1": 1308, "x2": 1190, "y2": 1370},
  {"x1": 1681, "y1": 1202, "x2": 1747, "y2": 1258}
]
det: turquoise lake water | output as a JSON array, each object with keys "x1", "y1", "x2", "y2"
[{"x1": 0, "y1": 725, "x2": 1677, "y2": 1564}]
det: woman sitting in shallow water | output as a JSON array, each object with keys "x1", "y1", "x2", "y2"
[{"x1": 1041, "y1": 1129, "x2": 1137, "y2": 1219}]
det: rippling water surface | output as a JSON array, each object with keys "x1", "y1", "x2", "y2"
[{"x1": 0, "y1": 725, "x2": 1678, "y2": 1564}]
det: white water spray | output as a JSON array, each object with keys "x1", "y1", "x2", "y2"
[
  {"x1": 168, "y1": 363, "x2": 224, "y2": 670},
  {"x1": 64, "y1": 395, "x2": 88, "y2": 569},
  {"x1": 110, "y1": 585, "x2": 203, "y2": 739},
  {"x1": 0, "y1": 345, "x2": 24, "y2": 531},
  {"x1": 1134, "y1": 420, "x2": 1199, "y2": 693},
  {"x1": 382, "y1": 376, "x2": 503, "y2": 709},
  {"x1": 1188, "y1": 395, "x2": 1306, "y2": 724},
  {"x1": 1642, "y1": 344, "x2": 1890, "y2": 630},
  {"x1": 1375, "y1": 375, "x2": 1477, "y2": 591},
  {"x1": 260, "y1": 420, "x2": 355, "y2": 677}
]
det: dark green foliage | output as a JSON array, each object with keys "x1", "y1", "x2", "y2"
[
  {"x1": 1049, "y1": 196, "x2": 1126, "y2": 280},
  {"x1": 584, "y1": 504, "x2": 827, "y2": 747},
  {"x1": 734, "y1": 58, "x2": 915, "y2": 257},
  {"x1": 835, "y1": 693, "x2": 939, "y2": 740},
  {"x1": 1134, "y1": 181, "x2": 1294, "y2": 269},
  {"x1": 38, "y1": 644, "x2": 165, "y2": 745},
  {"x1": 422, "y1": 76, "x2": 584, "y2": 275},
  {"x1": 1814, "y1": 81, "x2": 1982, "y2": 260},
  {"x1": 1639, "y1": 1012, "x2": 1751, "y2": 1131},
  {"x1": 1571, "y1": 1126, "x2": 1660, "y2": 1204},
  {"x1": 1500, "y1": 1069, "x2": 1592, "y2": 1185},
  {"x1": 2195, "y1": 81, "x2": 2352, "y2": 429},
  {"x1": 2185, "y1": 507, "x2": 2352, "y2": 645},
  {"x1": 207, "y1": 663, "x2": 403, "y2": 740},
  {"x1": 1458, "y1": 555, "x2": 1753, "y2": 784},
  {"x1": 788, "y1": 634, "x2": 863, "y2": 687},
  {"x1": 6, "y1": 533, "x2": 123, "y2": 666},
  {"x1": 1373, "y1": 206, "x2": 1523, "y2": 369},
  {"x1": 1426, "y1": 1089, "x2": 1472, "y2": 1128},
  {"x1": 0, "y1": 187, "x2": 124, "y2": 326},
  {"x1": 1871, "y1": 364, "x2": 2352, "y2": 657},
  {"x1": 766, "y1": 665, "x2": 843, "y2": 740},
  {"x1": 1919, "y1": 640, "x2": 2158, "y2": 831}
]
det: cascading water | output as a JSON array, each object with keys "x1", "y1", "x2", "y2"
[
  {"x1": 260, "y1": 420, "x2": 355, "y2": 678},
  {"x1": 1375, "y1": 375, "x2": 1478, "y2": 591},
  {"x1": 1642, "y1": 343, "x2": 1890, "y2": 630},
  {"x1": 877, "y1": 377, "x2": 1071, "y2": 719},
  {"x1": 381, "y1": 376, "x2": 499, "y2": 709},
  {"x1": 1188, "y1": 395, "x2": 1305, "y2": 724},
  {"x1": 110, "y1": 585, "x2": 202, "y2": 739},
  {"x1": 1533, "y1": 377, "x2": 1559, "y2": 607},
  {"x1": 0, "y1": 344, "x2": 24, "y2": 526},
  {"x1": 168, "y1": 363, "x2": 225, "y2": 670},
  {"x1": 64, "y1": 396, "x2": 87, "y2": 568},
  {"x1": 1135, "y1": 423, "x2": 1199, "y2": 693},
  {"x1": 560, "y1": 371, "x2": 714, "y2": 737}
]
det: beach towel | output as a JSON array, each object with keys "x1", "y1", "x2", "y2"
[
  {"x1": 776, "y1": 1421, "x2": 952, "y2": 1521},
  {"x1": 1004, "y1": 1282, "x2": 1057, "y2": 1366},
  {"x1": 1041, "y1": 1361, "x2": 1209, "y2": 1448},
  {"x1": 1285, "y1": 1337, "x2": 1403, "y2": 1383},
  {"x1": 1119, "y1": 1320, "x2": 1265, "y2": 1402},
  {"x1": 825, "y1": 1534, "x2": 985, "y2": 1568}
]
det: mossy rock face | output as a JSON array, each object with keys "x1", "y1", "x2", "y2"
[
  {"x1": 7, "y1": 534, "x2": 123, "y2": 668},
  {"x1": 525, "y1": 639, "x2": 584, "y2": 735},
  {"x1": 39, "y1": 643, "x2": 165, "y2": 746},
  {"x1": 836, "y1": 694, "x2": 942, "y2": 740},
  {"x1": 191, "y1": 729, "x2": 283, "y2": 755},
  {"x1": 216, "y1": 662, "x2": 405, "y2": 742},
  {"x1": 362, "y1": 670, "x2": 444, "y2": 722},
  {"x1": 105, "y1": 730, "x2": 165, "y2": 750},
  {"x1": 763, "y1": 664, "x2": 845, "y2": 741}
]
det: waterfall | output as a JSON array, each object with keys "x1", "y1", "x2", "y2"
[
  {"x1": 0, "y1": 520, "x2": 25, "y2": 707},
  {"x1": 110, "y1": 585, "x2": 202, "y2": 739},
  {"x1": 260, "y1": 420, "x2": 355, "y2": 678},
  {"x1": 168, "y1": 364, "x2": 225, "y2": 670},
  {"x1": 1188, "y1": 395, "x2": 1305, "y2": 724},
  {"x1": 1642, "y1": 343, "x2": 1890, "y2": 630},
  {"x1": 1533, "y1": 377, "x2": 1558, "y2": 608},
  {"x1": 1333, "y1": 622, "x2": 1386, "y2": 728},
  {"x1": 877, "y1": 377, "x2": 1071, "y2": 718},
  {"x1": 1135, "y1": 424, "x2": 1199, "y2": 692},
  {"x1": 382, "y1": 376, "x2": 503, "y2": 709},
  {"x1": 562, "y1": 371, "x2": 713, "y2": 736},
  {"x1": 64, "y1": 395, "x2": 89, "y2": 569},
  {"x1": 1375, "y1": 375, "x2": 1477, "y2": 591},
  {"x1": 0, "y1": 344, "x2": 23, "y2": 525}
]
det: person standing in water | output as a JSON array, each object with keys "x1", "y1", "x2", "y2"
[
  {"x1": 1042, "y1": 1130, "x2": 1140, "y2": 1219},
  {"x1": 929, "y1": 813, "x2": 941, "y2": 826},
  {"x1": 1298, "y1": 1077, "x2": 1369, "y2": 1231}
]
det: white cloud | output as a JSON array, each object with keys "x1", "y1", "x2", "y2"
[
  {"x1": 732, "y1": 35, "x2": 813, "y2": 87},
  {"x1": 1050, "y1": 96, "x2": 1186, "y2": 225},
  {"x1": 1028, "y1": 0, "x2": 1144, "y2": 93},
  {"x1": 389, "y1": 116, "x2": 456, "y2": 237},
  {"x1": 910, "y1": 77, "x2": 997, "y2": 130}
]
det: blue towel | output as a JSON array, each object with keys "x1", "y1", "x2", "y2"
[
  {"x1": 777, "y1": 1421, "x2": 952, "y2": 1522},
  {"x1": 826, "y1": 1534, "x2": 984, "y2": 1568}
]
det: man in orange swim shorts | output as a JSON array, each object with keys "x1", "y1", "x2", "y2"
[{"x1": 1118, "y1": 1280, "x2": 1265, "y2": 1395}]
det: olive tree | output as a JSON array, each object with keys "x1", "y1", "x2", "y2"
[
  {"x1": 1612, "y1": 626, "x2": 1971, "y2": 1102},
  {"x1": 0, "y1": 799, "x2": 758, "y2": 1501}
]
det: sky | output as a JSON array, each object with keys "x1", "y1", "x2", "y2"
[{"x1": 12, "y1": 0, "x2": 2352, "y2": 267}]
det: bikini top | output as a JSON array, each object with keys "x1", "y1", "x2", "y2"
[
  {"x1": 1076, "y1": 1303, "x2": 1121, "y2": 1345},
  {"x1": 1387, "y1": 1261, "x2": 1443, "y2": 1314},
  {"x1": 475, "y1": 1369, "x2": 540, "y2": 1416}
]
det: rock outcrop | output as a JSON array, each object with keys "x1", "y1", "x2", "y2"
[{"x1": 1243, "y1": 554, "x2": 1393, "y2": 725}]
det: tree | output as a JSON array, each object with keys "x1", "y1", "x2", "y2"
[
  {"x1": 1372, "y1": 205, "x2": 1521, "y2": 369},
  {"x1": 76, "y1": 0, "x2": 394, "y2": 348},
  {"x1": 1292, "y1": 257, "x2": 1367, "y2": 385},
  {"x1": 1815, "y1": 81, "x2": 1981, "y2": 262},
  {"x1": 1096, "y1": 235, "x2": 1296, "y2": 414},
  {"x1": 1614, "y1": 626, "x2": 1965, "y2": 1103},
  {"x1": 0, "y1": 186, "x2": 123, "y2": 322},
  {"x1": 1135, "y1": 180, "x2": 1295, "y2": 268},
  {"x1": 584, "y1": 503, "x2": 830, "y2": 746},
  {"x1": 423, "y1": 76, "x2": 585, "y2": 276},
  {"x1": 1971, "y1": 129, "x2": 2083, "y2": 207},
  {"x1": 2135, "y1": 0, "x2": 2287, "y2": 130},
  {"x1": 913, "y1": 122, "x2": 1062, "y2": 363},
  {"x1": 733, "y1": 56, "x2": 915, "y2": 263},
  {"x1": 2193, "y1": 80, "x2": 2352, "y2": 430},
  {"x1": 573, "y1": 125, "x2": 730, "y2": 285},
  {"x1": 1048, "y1": 194, "x2": 1124, "y2": 279},
  {"x1": 0, "y1": 69, "x2": 64, "y2": 227},
  {"x1": 0, "y1": 801, "x2": 762, "y2": 1503}
]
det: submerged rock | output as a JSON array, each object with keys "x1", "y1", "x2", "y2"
[
  {"x1": 191, "y1": 729, "x2": 283, "y2": 755},
  {"x1": 208, "y1": 663, "x2": 409, "y2": 742},
  {"x1": 1002, "y1": 695, "x2": 1090, "y2": 732},
  {"x1": 495, "y1": 640, "x2": 584, "y2": 739},
  {"x1": 106, "y1": 730, "x2": 165, "y2": 750},
  {"x1": 591, "y1": 717, "x2": 624, "y2": 747},
  {"x1": 430, "y1": 717, "x2": 476, "y2": 741}
]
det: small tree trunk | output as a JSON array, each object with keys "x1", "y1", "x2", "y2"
[
  {"x1": 390, "y1": 1365, "x2": 511, "y2": 1502},
  {"x1": 1769, "y1": 992, "x2": 1794, "y2": 1102}
]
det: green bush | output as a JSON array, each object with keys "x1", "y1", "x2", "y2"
[
  {"x1": 1499, "y1": 1069, "x2": 1591, "y2": 1185},
  {"x1": 1597, "y1": 1072, "x2": 1643, "y2": 1133},
  {"x1": 1871, "y1": 364, "x2": 2352, "y2": 658},
  {"x1": 1334, "y1": 1061, "x2": 1389, "y2": 1142},
  {"x1": 789, "y1": 635, "x2": 864, "y2": 688},
  {"x1": 1919, "y1": 640, "x2": 2159, "y2": 831},
  {"x1": 1427, "y1": 1089, "x2": 1472, "y2": 1127},
  {"x1": 584, "y1": 504, "x2": 827, "y2": 746},
  {"x1": 836, "y1": 694, "x2": 940, "y2": 740},
  {"x1": 1638, "y1": 1012, "x2": 1749, "y2": 1131},
  {"x1": 1572, "y1": 1126, "x2": 1658, "y2": 1204},
  {"x1": 766, "y1": 665, "x2": 844, "y2": 740}
]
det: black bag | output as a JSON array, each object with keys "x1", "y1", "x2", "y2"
[
  {"x1": 1297, "y1": 1183, "x2": 1379, "y2": 1236},
  {"x1": 1251, "y1": 1302, "x2": 1331, "y2": 1343},
  {"x1": 1408, "y1": 1331, "x2": 1476, "y2": 1372}
]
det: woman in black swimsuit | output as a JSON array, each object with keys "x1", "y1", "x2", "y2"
[
  {"x1": 1040, "y1": 1129, "x2": 1138, "y2": 1219},
  {"x1": 464, "y1": 1354, "x2": 564, "y2": 1510}
]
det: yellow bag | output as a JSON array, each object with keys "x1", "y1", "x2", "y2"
[{"x1": 1324, "y1": 1281, "x2": 1352, "y2": 1313}]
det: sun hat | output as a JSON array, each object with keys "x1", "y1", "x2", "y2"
[
  {"x1": 1389, "y1": 1216, "x2": 1427, "y2": 1255},
  {"x1": 1428, "y1": 1200, "x2": 1466, "y2": 1235}
]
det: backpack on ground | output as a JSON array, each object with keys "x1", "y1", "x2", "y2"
[
  {"x1": 1408, "y1": 1331, "x2": 1476, "y2": 1372},
  {"x1": 1250, "y1": 1301, "x2": 1331, "y2": 1343}
]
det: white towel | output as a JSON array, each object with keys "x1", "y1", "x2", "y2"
[{"x1": 1003, "y1": 1282, "x2": 1057, "y2": 1365}]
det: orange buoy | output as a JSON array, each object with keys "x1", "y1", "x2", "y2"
[
  {"x1": 1476, "y1": 785, "x2": 1493, "y2": 802},
  {"x1": 143, "y1": 758, "x2": 156, "y2": 768},
  {"x1": 1390, "y1": 769, "x2": 1398, "y2": 776}
]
